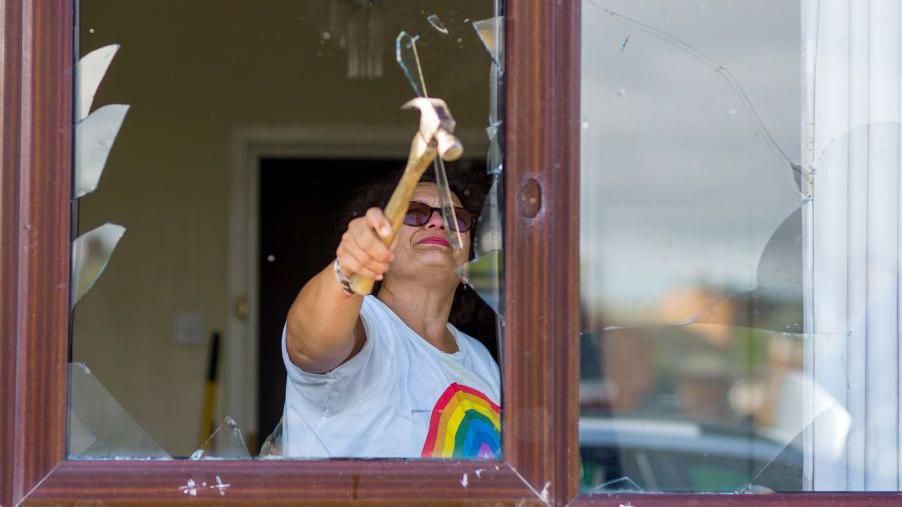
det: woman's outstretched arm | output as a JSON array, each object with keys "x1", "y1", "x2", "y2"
[{"x1": 285, "y1": 207, "x2": 394, "y2": 373}]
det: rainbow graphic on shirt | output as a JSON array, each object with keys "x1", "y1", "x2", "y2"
[{"x1": 420, "y1": 383, "x2": 501, "y2": 459}]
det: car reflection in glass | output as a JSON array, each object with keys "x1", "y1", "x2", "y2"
[{"x1": 579, "y1": 415, "x2": 803, "y2": 493}]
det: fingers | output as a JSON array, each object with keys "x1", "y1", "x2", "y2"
[
  {"x1": 336, "y1": 209, "x2": 395, "y2": 281},
  {"x1": 337, "y1": 233, "x2": 388, "y2": 280},
  {"x1": 365, "y1": 207, "x2": 393, "y2": 240}
]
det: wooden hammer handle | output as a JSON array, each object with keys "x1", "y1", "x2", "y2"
[{"x1": 348, "y1": 141, "x2": 437, "y2": 296}]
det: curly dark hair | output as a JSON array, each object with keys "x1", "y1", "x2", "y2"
[{"x1": 337, "y1": 162, "x2": 490, "y2": 250}]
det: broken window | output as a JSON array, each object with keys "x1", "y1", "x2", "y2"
[
  {"x1": 581, "y1": 0, "x2": 902, "y2": 494},
  {"x1": 71, "y1": 1, "x2": 505, "y2": 462},
  {"x1": 579, "y1": 0, "x2": 808, "y2": 493}
]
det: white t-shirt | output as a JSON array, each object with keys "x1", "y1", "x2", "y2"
[{"x1": 281, "y1": 295, "x2": 501, "y2": 458}]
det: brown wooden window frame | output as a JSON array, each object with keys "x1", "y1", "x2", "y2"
[{"x1": 2, "y1": 1, "x2": 901, "y2": 505}]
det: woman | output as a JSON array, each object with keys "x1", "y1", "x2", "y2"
[{"x1": 281, "y1": 177, "x2": 501, "y2": 459}]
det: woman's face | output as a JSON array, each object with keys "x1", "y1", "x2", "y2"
[{"x1": 388, "y1": 182, "x2": 471, "y2": 282}]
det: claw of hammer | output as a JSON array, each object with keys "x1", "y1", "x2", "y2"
[{"x1": 402, "y1": 97, "x2": 464, "y2": 161}]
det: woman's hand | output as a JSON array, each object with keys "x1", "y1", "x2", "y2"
[{"x1": 336, "y1": 207, "x2": 395, "y2": 282}]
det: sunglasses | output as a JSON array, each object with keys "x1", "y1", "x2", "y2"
[{"x1": 403, "y1": 201, "x2": 476, "y2": 232}]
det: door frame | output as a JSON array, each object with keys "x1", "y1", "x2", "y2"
[{"x1": 225, "y1": 126, "x2": 488, "y2": 444}]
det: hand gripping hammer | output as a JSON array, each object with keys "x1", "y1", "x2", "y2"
[{"x1": 348, "y1": 97, "x2": 463, "y2": 295}]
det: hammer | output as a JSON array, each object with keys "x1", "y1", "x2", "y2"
[{"x1": 348, "y1": 97, "x2": 463, "y2": 295}]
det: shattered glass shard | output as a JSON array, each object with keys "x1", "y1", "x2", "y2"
[
  {"x1": 258, "y1": 417, "x2": 284, "y2": 459},
  {"x1": 76, "y1": 44, "x2": 120, "y2": 121},
  {"x1": 434, "y1": 157, "x2": 463, "y2": 250},
  {"x1": 394, "y1": 30, "x2": 461, "y2": 251},
  {"x1": 486, "y1": 123, "x2": 503, "y2": 176},
  {"x1": 742, "y1": 406, "x2": 847, "y2": 493},
  {"x1": 459, "y1": 171, "x2": 504, "y2": 316},
  {"x1": 72, "y1": 223, "x2": 125, "y2": 307},
  {"x1": 395, "y1": 31, "x2": 427, "y2": 97},
  {"x1": 76, "y1": 104, "x2": 129, "y2": 198},
  {"x1": 68, "y1": 363, "x2": 171, "y2": 459},
  {"x1": 580, "y1": 326, "x2": 850, "y2": 492},
  {"x1": 190, "y1": 416, "x2": 251, "y2": 460},
  {"x1": 475, "y1": 176, "x2": 503, "y2": 256},
  {"x1": 460, "y1": 249, "x2": 503, "y2": 317},
  {"x1": 485, "y1": 121, "x2": 500, "y2": 143},
  {"x1": 426, "y1": 14, "x2": 449, "y2": 35},
  {"x1": 472, "y1": 17, "x2": 504, "y2": 71},
  {"x1": 579, "y1": 2, "x2": 802, "y2": 329}
]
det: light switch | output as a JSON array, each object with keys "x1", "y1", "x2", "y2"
[{"x1": 174, "y1": 312, "x2": 205, "y2": 345}]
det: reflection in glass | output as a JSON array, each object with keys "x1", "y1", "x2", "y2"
[
  {"x1": 580, "y1": 0, "x2": 806, "y2": 493},
  {"x1": 579, "y1": 326, "x2": 849, "y2": 492},
  {"x1": 461, "y1": 14, "x2": 505, "y2": 318}
]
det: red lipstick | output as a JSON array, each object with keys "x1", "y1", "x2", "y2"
[{"x1": 418, "y1": 236, "x2": 451, "y2": 247}]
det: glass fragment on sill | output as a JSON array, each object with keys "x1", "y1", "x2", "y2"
[
  {"x1": 426, "y1": 14, "x2": 449, "y2": 35},
  {"x1": 593, "y1": 203, "x2": 803, "y2": 332},
  {"x1": 472, "y1": 17, "x2": 503, "y2": 72},
  {"x1": 258, "y1": 417, "x2": 284, "y2": 459},
  {"x1": 736, "y1": 484, "x2": 776, "y2": 494},
  {"x1": 587, "y1": 476, "x2": 643, "y2": 494},
  {"x1": 76, "y1": 104, "x2": 129, "y2": 198},
  {"x1": 68, "y1": 363, "x2": 171, "y2": 459},
  {"x1": 71, "y1": 223, "x2": 125, "y2": 307},
  {"x1": 190, "y1": 416, "x2": 252, "y2": 460},
  {"x1": 76, "y1": 44, "x2": 119, "y2": 121}
]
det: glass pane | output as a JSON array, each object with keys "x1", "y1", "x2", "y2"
[
  {"x1": 580, "y1": 0, "x2": 807, "y2": 493},
  {"x1": 72, "y1": 0, "x2": 504, "y2": 461},
  {"x1": 584, "y1": 0, "x2": 902, "y2": 494}
]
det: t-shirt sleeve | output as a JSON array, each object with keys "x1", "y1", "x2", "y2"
[{"x1": 281, "y1": 297, "x2": 394, "y2": 412}]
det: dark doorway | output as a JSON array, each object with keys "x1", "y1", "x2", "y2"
[{"x1": 256, "y1": 157, "x2": 498, "y2": 452}]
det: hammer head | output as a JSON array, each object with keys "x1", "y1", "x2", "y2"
[{"x1": 402, "y1": 97, "x2": 464, "y2": 161}]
